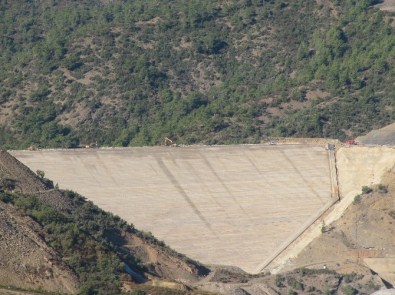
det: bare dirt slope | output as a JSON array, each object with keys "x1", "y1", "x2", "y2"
[
  {"x1": 357, "y1": 123, "x2": 395, "y2": 145},
  {"x1": 0, "y1": 288, "x2": 37, "y2": 295},
  {"x1": 279, "y1": 167, "x2": 395, "y2": 286},
  {"x1": 196, "y1": 174, "x2": 395, "y2": 295},
  {"x1": 251, "y1": 145, "x2": 395, "y2": 276},
  {"x1": 0, "y1": 201, "x2": 78, "y2": 293},
  {"x1": 105, "y1": 228, "x2": 208, "y2": 284},
  {"x1": 375, "y1": 0, "x2": 395, "y2": 12},
  {"x1": 0, "y1": 150, "x2": 72, "y2": 211},
  {"x1": 0, "y1": 150, "x2": 208, "y2": 293},
  {"x1": 195, "y1": 261, "x2": 387, "y2": 295},
  {"x1": 0, "y1": 151, "x2": 79, "y2": 293}
]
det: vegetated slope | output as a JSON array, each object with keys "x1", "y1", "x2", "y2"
[
  {"x1": 0, "y1": 201, "x2": 79, "y2": 294},
  {"x1": 0, "y1": 150, "x2": 73, "y2": 211},
  {"x1": 0, "y1": 0, "x2": 394, "y2": 149},
  {"x1": 196, "y1": 265, "x2": 386, "y2": 295},
  {"x1": 0, "y1": 150, "x2": 209, "y2": 294}
]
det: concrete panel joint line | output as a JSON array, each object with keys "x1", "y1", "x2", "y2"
[{"x1": 11, "y1": 144, "x2": 333, "y2": 273}]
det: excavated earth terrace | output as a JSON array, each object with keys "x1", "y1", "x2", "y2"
[{"x1": 11, "y1": 144, "x2": 335, "y2": 274}]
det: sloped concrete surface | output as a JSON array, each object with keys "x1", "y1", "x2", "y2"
[
  {"x1": 265, "y1": 146, "x2": 395, "y2": 274},
  {"x1": 337, "y1": 146, "x2": 395, "y2": 201},
  {"x1": 11, "y1": 145, "x2": 332, "y2": 273}
]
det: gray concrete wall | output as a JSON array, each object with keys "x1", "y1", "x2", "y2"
[
  {"x1": 11, "y1": 144, "x2": 332, "y2": 273},
  {"x1": 264, "y1": 146, "x2": 395, "y2": 274}
]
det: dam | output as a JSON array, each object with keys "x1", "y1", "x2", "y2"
[{"x1": 11, "y1": 144, "x2": 337, "y2": 273}]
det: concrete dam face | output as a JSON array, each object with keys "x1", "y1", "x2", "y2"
[{"x1": 12, "y1": 144, "x2": 336, "y2": 273}]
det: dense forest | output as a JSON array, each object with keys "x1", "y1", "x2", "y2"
[{"x1": 0, "y1": 0, "x2": 394, "y2": 148}]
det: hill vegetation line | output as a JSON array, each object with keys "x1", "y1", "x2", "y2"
[{"x1": 0, "y1": 0, "x2": 394, "y2": 148}]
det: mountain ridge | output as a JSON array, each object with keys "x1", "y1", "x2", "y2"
[{"x1": 0, "y1": 0, "x2": 394, "y2": 148}]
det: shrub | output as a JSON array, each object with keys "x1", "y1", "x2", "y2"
[
  {"x1": 0, "y1": 192, "x2": 13, "y2": 203},
  {"x1": 295, "y1": 267, "x2": 335, "y2": 276},
  {"x1": 377, "y1": 184, "x2": 388, "y2": 193},
  {"x1": 36, "y1": 170, "x2": 45, "y2": 179},
  {"x1": 307, "y1": 286, "x2": 316, "y2": 292},
  {"x1": 367, "y1": 279, "x2": 380, "y2": 291},
  {"x1": 353, "y1": 194, "x2": 361, "y2": 204},
  {"x1": 1, "y1": 178, "x2": 16, "y2": 191},
  {"x1": 275, "y1": 274, "x2": 285, "y2": 287},
  {"x1": 343, "y1": 272, "x2": 357, "y2": 283},
  {"x1": 342, "y1": 285, "x2": 357, "y2": 295},
  {"x1": 287, "y1": 277, "x2": 304, "y2": 291},
  {"x1": 321, "y1": 220, "x2": 327, "y2": 233},
  {"x1": 361, "y1": 186, "x2": 373, "y2": 194}
]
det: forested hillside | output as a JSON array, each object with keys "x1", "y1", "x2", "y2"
[{"x1": 0, "y1": 0, "x2": 394, "y2": 148}]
